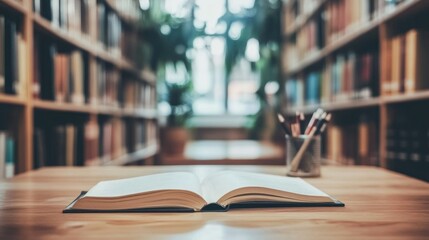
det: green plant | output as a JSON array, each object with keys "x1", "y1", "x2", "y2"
[{"x1": 165, "y1": 79, "x2": 193, "y2": 127}]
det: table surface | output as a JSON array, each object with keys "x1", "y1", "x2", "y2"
[{"x1": 0, "y1": 165, "x2": 428, "y2": 240}]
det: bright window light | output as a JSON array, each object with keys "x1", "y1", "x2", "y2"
[
  {"x1": 210, "y1": 38, "x2": 225, "y2": 56},
  {"x1": 160, "y1": 24, "x2": 171, "y2": 35},
  {"x1": 139, "y1": 0, "x2": 150, "y2": 10},
  {"x1": 228, "y1": 0, "x2": 255, "y2": 14},
  {"x1": 193, "y1": 37, "x2": 205, "y2": 49},
  {"x1": 194, "y1": 0, "x2": 225, "y2": 23},
  {"x1": 245, "y1": 38, "x2": 260, "y2": 62},
  {"x1": 228, "y1": 22, "x2": 244, "y2": 40}
]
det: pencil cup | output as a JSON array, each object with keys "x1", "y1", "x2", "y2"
[{"x1": 286, "y1": 135, "x2": 321, "y2": 177}]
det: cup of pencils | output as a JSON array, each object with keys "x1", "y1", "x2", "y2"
[{"x1": 277, "y1": 109, "x2": 331, "y2": 178}]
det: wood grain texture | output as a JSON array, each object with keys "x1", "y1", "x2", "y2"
[{"x1": 0, "y1": 165, "x2": 428, "y2": 239}]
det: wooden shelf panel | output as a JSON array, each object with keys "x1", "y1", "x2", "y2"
[
  {"x1": 97, "y1": 106, "x2": 123, "y2": 116},
  {"x1": 284, "y1": 90, "x2": 429, "y2": 114},
  {"x1": 285, "y1": 97, "x2": 381, "y2": 114},
  {"x1": 104, "y1": 144, "x2": 158, "y2": 166},
  {"x1": 0, "y1": 94, "x2": 26, "y2": 106},
  {"x1": 33, "y1": 15, "x2": 95, "y2": 54},
  {"x1": 382, "y1": 91, "x2": 429, "y2": 104},
  {"x1": 33, "y1": 100, "x2": 158, "y2": 119},
  {"x1": 380, "y1": 0, "x2": 429, "y2": 24},
  {"x1": 123, "y1": 108, "x2": 158, "y2": 119},
  {"x1": 33, "y1": 100, "x2": 97, "y2": 113},
  {"x1": 0, "y1": 0, "x2": 27, "y2": 15}
]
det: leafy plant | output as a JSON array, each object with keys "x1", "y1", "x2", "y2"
[{"x1": 165, "y1": 79, "x2": 193, "y2": 127}]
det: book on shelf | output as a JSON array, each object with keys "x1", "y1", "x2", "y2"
[
  {"x1": 34, "y1": 0, "x2": 91, "y2": 39},
  {"x1": 96, "y1": 1, "x2": 121, "y2": 54},
  {"x1": 283, "y1": 0, "x2": 323, "y2": 34},
  {"x1": 34, "y1": 36, "x2": 88, "y2": 104},
  {"x1": 324, "y1": 0, "x2": 376, "y2": 44},
  {"x1": 121, "y1": 79, "x2": 156, "y2": 110},
  {"x1": 63, "y1": 170, "x2": 344, "y2": 213},
  {"x1": 95, "y1": 61, "x2": 119, "y2": 107},
  {"x1": 326, "y1": 115, "x2": 378, "y2": 166},
  {"x1": 0, "y1": 131, "x2": 15, "y2": 179},
  {"x1": 84, "y1": 117, "x2": 152, "y2": 166},
  {"x1": 34, "y1": 123, "x2": 84, "y2": 167},
  {"x1": 0, "y1": 14, "x2": 26, "y2": 97},
  {"x1": 84, "y1": 118, "x2": 99, "y2": 165},
  {"x1": 34, "y1": 118, "x2": 131, "y2": 167},
  {"x1": 382, "y1": 28, "x2": 429, "y2": 95},
  {"x1": 285, "y1": 50, "x2": 378, "y2": 107},
  {"x1": 386, "y1": 115, "x2": 429, "y2": 182}
]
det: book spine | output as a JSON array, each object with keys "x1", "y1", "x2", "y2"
[{"x1": 5, "y1": 136, "x2": 15, "y2": 179}]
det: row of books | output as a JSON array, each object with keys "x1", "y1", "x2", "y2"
[
  {"x1": 34, "y1": 0, "x2": 91, "y2": 38},
  {"x1": 34, "y1": 37, "x2": 88, "y2": 103},
  {"x1": 95, "y1": 61, "x2": 119, "y2": 107},
  {"x1": 122, "y1": 79, "x2": 156, "y2": 110},
  {"x1": 285, "y1": 50, "x2": 378, "y2": 107},
  {"x1": 386, "y1": 117, "x2": 429, "y2": 181},
  {"x1": 121, "y1": 30, "x2": 150, "y2": 70},
  {"x1": 34, "y1": 118, "x2": 157, "y2": 167},
  {"x1": 381, "y1": 28, "x2": 429, "y2": 95},
  {"x1": 0, "y1": 14, "x2": 26, "y2": 97},
  {"x1": 34, "y1": 0, "x2": 122, "y2": 56},
  {"x1": 283, "y1": 0, "x2": 405, "y2": 69},
  {"x1": 326, "y1": 115, "x2": 378, "y2": 166},
  {"x1": 0, "y1": 131, "x2": 15, "y2": 179},
  {"x1": 94, "y1": 61, "x2": 156, "y2": 109},
  {"x1": 324, "y1": 0, "x2": 377, "y2": 45},
  {"x1": 97, "y1": 0, "x2": 122, "y2": 55},
  {"x1": 34, "y1": 38, "x2": 156, "y2": 109}
]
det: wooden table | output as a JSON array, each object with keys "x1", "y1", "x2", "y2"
[{"x1": 0, "y1": 165, "x2": 428, "y2": 239}]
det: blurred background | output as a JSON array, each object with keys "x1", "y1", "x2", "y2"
[{"x1": 0, "y1": 0, "x2": 428, "y2": 182}]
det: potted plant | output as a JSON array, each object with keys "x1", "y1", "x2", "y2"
[{"x1": 160, "y1": 79, "x2": 193, "y2": 154}]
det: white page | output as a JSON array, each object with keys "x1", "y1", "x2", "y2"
[
  {"x1": 85, "y1": 172, "x2": 202, "y2": 198},
  {"x1": 201, "y1": 170, "x2": 329, "y2": 203}
]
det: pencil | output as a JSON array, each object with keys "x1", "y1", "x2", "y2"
[
  {"x1": 277, "y1": 113, "x2": 292, "y2": 136},
  {"x1": 298, "y1": 112, "x2": 305, "y2": 134},
  {"x1": 304, "y1": 108, "x2": 324, "y2": 135},
  {"x1": 295, "y1": 112, "x2": 301, "y2": 135}
]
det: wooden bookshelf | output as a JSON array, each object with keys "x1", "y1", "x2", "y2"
[
  {"x1": 282, "y1": 0, "x2": 429, "y2": 180},
  {"x1": 284, "y1": 0, "x2": 429, "y2": 76},
  {"x1": 0, "y1": 0, "x2": 159, "y2": 175},
  {"x1": 0, "y1": 0, "x2": 27, "y2": 14},
  {"x1": 0, "y1": 94, "x2": 26, "y2": 106},
  {"x1": 382, "y1": 90, "x2": 429, "y2": 104},
  {"x1": 283, "y1": 0, "x2": 327, "y2": 36}
]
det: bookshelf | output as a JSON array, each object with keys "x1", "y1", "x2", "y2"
[
  {"x1": 0, "y1": 0, "x2": 158, "y2": 176},
  {"x1": 282, "y1": 0, "x2": 429, "y2": 181}
]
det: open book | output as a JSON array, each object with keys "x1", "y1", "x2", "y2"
[{"x1": 64, "y1": 171, "x2": 344, "y2": 213}]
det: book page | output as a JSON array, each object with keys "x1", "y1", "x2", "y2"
[
  {"x1": 85, "y1": 172, "x2": 203, "y2": 198},
  {"x1": 201, "y1": 171, "x2": 329, "y2": 204}
]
